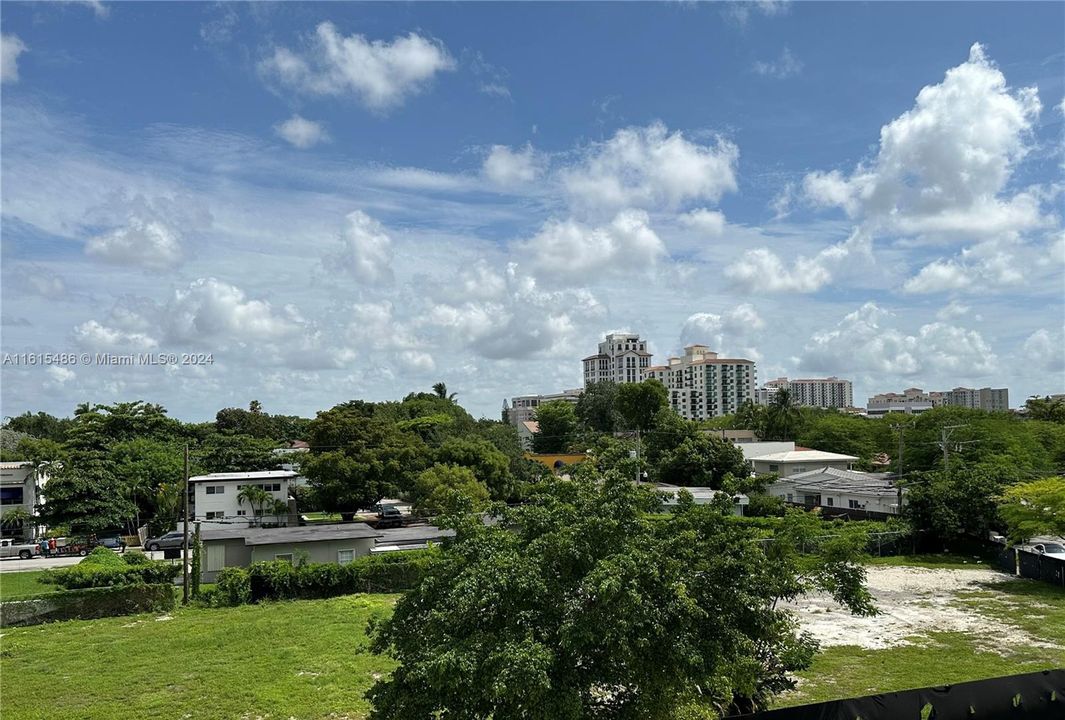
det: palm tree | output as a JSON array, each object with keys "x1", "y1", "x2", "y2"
[
  {"x1": 237, "y1": 485, "x2": 272, "y2": 526},
  {"x1": 767, "y1": 388, "x2": 801, "y2": 441},
  {"x1": 432, "y1": 382, "x2": 457, "y2": 402},
  {"x1": 0, "y1": 507, "x2": 32, "y2": 536},
  {"x1": 270, "y1": 498, "x2": 290, "y2": 527}
]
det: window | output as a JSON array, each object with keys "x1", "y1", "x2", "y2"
[
  {"x1": 768, "y1": 464, "x2": 779, "y2": 472},
  {"x1": 337, "y1": 549, "x2": 355, "y2": 565},
  {"x1": 786, "y1": 494, "x2": 793, "y2": 503},
  {"x1": 236, "y1": 510, "x2": 247, "y2": 517},
  {"x1": 205, "y1": 485, "x2": 225, "y2": 495},
  {"x1": 275, "y1": 553, "x2": 293, "y2": 564},
  {"x1": 848, "y1": 499, "x2": 861, "y2": 509},
  {"x1": 205, "y1": 511, "x2": 224, "y2": 520},
  {"x1": 826, "y1": 498, "x2": 834, "y2": 507}
]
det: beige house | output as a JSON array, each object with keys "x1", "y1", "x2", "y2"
[{"x1": 748, "y1": 448, "x2": 858, "y2": 478}]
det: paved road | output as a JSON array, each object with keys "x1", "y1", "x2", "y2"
[{"x1": 0, "y1": 550, "x2": 170, "y2": 573}]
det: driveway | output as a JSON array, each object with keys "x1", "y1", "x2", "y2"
[{"x1": 0, "y1": 550, "x2": 170, "y2": 573}]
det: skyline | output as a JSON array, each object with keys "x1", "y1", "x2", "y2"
[{"x1": 2, "y1": 1, "x2": 1063, "y2": 422}]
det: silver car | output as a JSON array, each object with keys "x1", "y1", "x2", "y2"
[{"x1": 143, "y1": 530, "x2": 187, "y2": 551}]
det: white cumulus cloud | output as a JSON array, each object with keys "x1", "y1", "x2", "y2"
[
  {"x1": 562, "y1": 122, "x2": 738, "y2": 214},
  {"x1": 1, "y1": 34, "x2": 27, "y2": 84},
  {"x1": 482, "y1": 144, "x2": 541, "y2": 186},
  {"x1": 329, "y1": 210, "x2": 395, "y2": 286},
  {"x1": 1022, "y1": 327, "x2": 1065, "y2": 373},
  {"x1": 726, "y1": 228, "x2": 872, "y2": 293},
  {"x1": 73, "y1": 320, "x2": 159, "y2": 351},
  {"x1": 519, "y1": 209, "x2": 666, "y2": 283},
  {"x1": 753, "y1": 47, "x2": 802, "y2": 79},
  {"x1": 260, "y1": 22, "x2": 455, "y2": 112},
  {"x1": 274, "y1": 115, "x2": 329, "y2": 149},
  {"x1": 680, "y1": 208, "x2": 727, "y2": 236},
  {"x1": 164, "y1": 278, "x2": 304, "y2": 344}
]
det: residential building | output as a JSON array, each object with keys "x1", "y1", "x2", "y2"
[
  {"x1": 748, "y1": 448, "x2": 858, "y2": 478},
  {"x1": 756, "y1": 377, "x2": 853, "y2": 409},
  {"x1": 189, "y1": 470, "x2": 298, "y2": 527},
  {"x1": 0, "y1": 461, "x2": 49, "y2": 540},
  {"x1": 943, "y1": 387, "x2": 1009, "y2": 412},
  {"x1": 199, "y1": 523, "x2": 454, "y2": 582},
  {"x1": 504, "y1": 389, "x2": 583, "y2": 426},
  {"x1": 582, "y1": 333, "x2": 653, "y2": 386},
  {"x1": 866, "y1": 388, "x2": 945, "y2": 416},
  {"x1": 654, "y1": 484, "x2": 750, "y2": 515},
  {"x1": 644, "y1": 345, "x2": 757, "y2": 420},
  {"x1": 768, "y1": 467, "x2": 902, "y2": 518},
  {"x1": 516, "y1": 420, "x2": 539, "y2": 450},
  {"x1": 732, "y1": 440, "x2": 798, "y2": 463}
]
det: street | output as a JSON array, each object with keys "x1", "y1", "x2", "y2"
[{"x1": 0, "y1": 550, "x2": 170, "y2": 573}]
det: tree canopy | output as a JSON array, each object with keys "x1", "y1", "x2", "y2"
[{"x1": 368, "y1": 474, "x2": 874, "y2": 719}]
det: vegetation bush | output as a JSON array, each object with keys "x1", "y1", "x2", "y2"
[
  {"x1": 0, "y1": 583, "x2": 175, "y2": 627},
  {"x1": 43, "y1": 555, "x2": 179, "y2": 589},
  {"x1": 122, "y1": 550, "x2": 152, "y2": 565},
  {"x1": 215, "y1": 567, "x2": 251, "y2": 607},
  {"x1": 243, "y1": 549, "x2": 439, "y2": 603}
]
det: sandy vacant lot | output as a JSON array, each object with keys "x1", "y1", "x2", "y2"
[{"x1": 787, "y1": 565, "x2": 1060, "y2": 652}]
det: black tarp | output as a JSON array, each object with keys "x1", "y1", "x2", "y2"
[{"x1": 734, "y1": 669, "x2": 1064, "y2": 720}]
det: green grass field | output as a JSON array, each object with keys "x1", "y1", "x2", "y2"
[
  {"x1": 0, "y1": 594, "x2": 398, "y2": 720},
  {"x1": 867, "y1": 552, "x2": 995, "y2": 570},
  {"x1": 0, "y1": 571, "x2": 57, "y2": 600}
]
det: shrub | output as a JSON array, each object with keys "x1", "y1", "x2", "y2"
[
  {"x1": 244, "y1": 549, "x2": 440, "y2": 603},
  {"x1": 44, "y1": 558, "x2": 180, "y2": 589},
  {"x1": 81, "y1": 546, "x2": 127, "y2": 567},
  {"x1": 215, "y1": 567, "x2": 251, "y2": 606},
  {"x1": 0, "y1": 584, "x2": 175, "y2": 627},
  {"x1": 122, "y1": 550, "x2": 152, "y2": 566}
]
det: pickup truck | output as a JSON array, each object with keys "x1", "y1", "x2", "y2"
[{"x1": 0, "y1": 538, "x2": 42, "y2": 560}]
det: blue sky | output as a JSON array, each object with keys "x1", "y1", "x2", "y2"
[{"x1": 2, "y1": 1, "x2": 1063, "y2": 421}]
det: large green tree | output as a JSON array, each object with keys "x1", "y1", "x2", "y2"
[
  {"x1": 616, "y1": 379, "x2": 669, "y2": 432},
  {"x1": 998, "y1": 477, "x2": 1065, "y2": 542},
  {"x1": 655, "y1": 434, "x2": 750, "y2": 489},
  {"x1": 303, "y1": 407, "x2": 429, "y2": 519},
  {"x1": 412, "y1": 464, "x2": 489, "y2": 517},
  {"x1": 904, "y1": 467, "x2": 1018, "y2": 546},
  {"x1": 368, "y1": 475, "x2": 873, "y2": 719},
  {"x1": 435, "y1": 437, "x2": 514, "y2": 500},
  {"x1": 575, "y1": 381, "x2": 619, "y2": 433},
  {"x1": 531, "y1": 401, "x2": 578, "y2": 453}
]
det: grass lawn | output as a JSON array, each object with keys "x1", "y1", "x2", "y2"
[
  {"x1": 779, "y1": 576, "x2": 1065, "y2": 707},
  {"x1": 0, "y1": 571, "x2": 58, "y2": 600},
  {"x1": 0, "y1": 594, "x2": 398, "y2": 720},
  {"x1": 867, "y1": 552, "x2": 995, "y2": 570}
]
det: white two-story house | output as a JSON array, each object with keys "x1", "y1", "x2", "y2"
[
  {"x1": 189, "y1": 470, "x2": 298, "y2": 528},
  {"x1": 0, "y1": 461, "x2": 50, "y2": 539}
]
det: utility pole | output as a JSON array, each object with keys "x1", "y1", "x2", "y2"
[
  {"x1": 939, "y1": 424, "x2": 966, "y2": 472},
  {"x1": 182, "y1": 443, "x2": 189, "y2": 605},
  {"x1": 894, "y1": 421, "x2": 906, "y2": 514}
]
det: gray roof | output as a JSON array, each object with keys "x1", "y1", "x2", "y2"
[
  {"x1": 375, "y1": 525, "x2": 454, "y2": 545},
  {"x1": 202, "y1": 523, "x2": 381, "y2": 546},
  {"x1": 787, "y1": 467, "x2": 898, "y2": 497}
]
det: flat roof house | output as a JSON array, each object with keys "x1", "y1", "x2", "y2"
[
  {"x1": 0, "y1": 461, "x2": 49, "y2": 540},
  {"x1": 200, "y1": 523, "x2": 381, "y2": 582},
  {"x1": 189, "y1": 470, "x2": 298, "y2": 528},
  {"x1": 748, "y1": 448, "x2": 858, "y2": 478},
  {"x1": 199, "y1": 523, "x2": 456, "y2": 582}
]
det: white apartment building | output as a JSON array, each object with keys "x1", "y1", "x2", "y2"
[
  {"x1": 190, "y1": 470, "x2": 298, "y2": 528},
  {"x1": 0, "y1": 461, "x2": 49, "y2": 539},
  {"x1": 866, "y1": 388, "x2": 945, "y2": 416},
  {"x1": 944, "y1": 387, "x2": 1009, "y2": 412},
  {"x1": 582, "y1": 333, "x2": 653, "y2": 387},
  {"x1": 769, "y1": 467, "x2": 902, "y2": 517},
  {"x1": 756, "y1": 377, "x2": 853, "y2": 409},
  {"x1": 644, "y1": 345, "x2": 757, "y2": 420},
  {"x1": 504, "y1": 389, "x2": 583, "y2": 426}
]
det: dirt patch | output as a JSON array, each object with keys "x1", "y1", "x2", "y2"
[{"x1": 786, "y1": 566, "x2": 1058, "y2": 653}]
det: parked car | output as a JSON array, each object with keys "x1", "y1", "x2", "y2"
[
  {"x1": 143, "y1": 530, "x2": 187, "y2": 551},
  {"x1": 1029, "y1": 542, "x2": 1065, "y2": 561},
  {"x1": 95, "y1": 536, "x2": 127, "y2": 552},
  {"x1": 376, "y1": 505, "x2": 404, "y2": 529},
  {"x1": 0, "y1": 538, "x2": 42, "y2": 560}
]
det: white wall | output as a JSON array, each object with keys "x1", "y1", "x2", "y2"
[{"x1": 193, "y1": 478, "x2": 291, "y2": 527}]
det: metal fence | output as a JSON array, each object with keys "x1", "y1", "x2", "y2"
[
  {"x1": 996, "y1": 547, "x2": 1065, "y2": 588},
  {"x1": 733, "y1": 668, "x2": 1064, "y2": 720},
  {"x1": 752, "y1": 530, "x2": 913, "y2": 557}
]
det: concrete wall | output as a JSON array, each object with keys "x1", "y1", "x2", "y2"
[{"x1": 754, "y1": 458, "x2": 852, "y2": 478}]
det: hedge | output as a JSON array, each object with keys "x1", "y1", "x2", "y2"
[
  {"x1": 211, "y1": 549, "x2": 439, "y2": 606},
  {"x1": 0, "y1": 583, "x2": 175, "y2": 627},
  {"x1": 43, "y1": 552, "x2": 180, "y2": 589}
]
